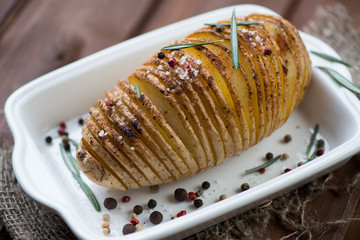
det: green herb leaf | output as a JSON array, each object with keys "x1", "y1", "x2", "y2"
[
  {"x1": 59, "y1": 143, "x2": 100, "y2": 212},
  {"x1": 230, "y1": 9, "x2": 239, "y2": 70},
  {"x1": 311, "y1": 51, "x2": 359, "y2": 70},
  {"x1": 69, "y1": 139, "x2": 79, "y2": 150},
  {"x1": 161, "y1": 40, "x2": 224, "y2": 51},
  {"x1": 316, "y1": 66, "x2": 360, "y2": 95},
  {"x1": 135, "y1": 83, "x2": 141, "y2": 99},
  {"x1": 204, "y1": 21, "x2": 264, "y2": 27},
  {"x1": 245, "y1": 155, "x2": 281, "y2": 174},
  {"x1": 305, "y1": 124, "x2": 319, "y2": 158}
]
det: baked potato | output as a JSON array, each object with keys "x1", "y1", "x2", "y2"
[{"x1": 76, "y1": 14, "x2": 311, "y2": 190}]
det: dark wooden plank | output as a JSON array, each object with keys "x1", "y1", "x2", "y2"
[
  {"x1": 0, "y1": 0, "x2": 156, "y2": 118},
  {"x1": 0, "y1": 0, "x2": 28, "y2": 39},
  {"x1": 139, "y1": 0, "x2": 295, "y2": 34}
]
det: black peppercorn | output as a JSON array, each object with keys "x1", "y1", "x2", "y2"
[
  {"x1": 78, "y1": 118, "x2": 84, "y2": 125},
  {"x1": 45, "y1": 136, "x2": 52, "y2": 144},
  {"x1": 149, "y1": 211, "x2": 163, "y2": 225},
  {"x1": 64, "y1": 142, "x2": 71, "y2": 152},
  {"x1": 103, "y1": 197, "x2": 117, "y2": 210},
  {"x1": 174, "y1": 188, "x2": 187, "y2": 202},
  {"x1": 194, "y1": 199, "x2": 203, "y2": 208},
  {"x1": 284, "y1": 134, "x2": 292, "y2": 143},
  {"x1": 157, "y1": 52, "x2": 165, "y2": 59},
  {"x1": 241, "y1": 183, "x2": 250, "y2": 191},
  {"x1": 316, "y1": 139, "x2": 325, "y2": 148},
  {"x1": 147, "y1": 199, "x2": 157, "y2": 209},
  {"x1": 201, "y1": 181, "x2": 210, "y2": 190},
  {"x1": 266, "y1": 152, "x2": 273, "y2": 160},
  {"x1": 133, "y1": 205, "x2": 143, "y2": 215}
]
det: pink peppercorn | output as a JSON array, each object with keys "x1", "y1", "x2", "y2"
[
  {"x1": 168, "y1": 57, "x2": 177, "y2": 67},
  {"x1": 264, "y1": 47, "x2": 272, "y2": 56},
  {"x1": 58, "y1": 128, "x2": 66, "y2": 136},
  {"x1": 316, "y1": 149, "x2": 324, "y2": 156},
  {"x1": 188, "y1": 192, "x2": 197, "y2": 201},
  {"x1": 122, "y1": 196, "x2": 131, "y2": 202},
  {"x1": 185, "y1": 64, "x2": 191, "y2": 71},
  {"x1": 130, "y1": 218, "x2": 139, "y2": 226},
  {"x1": 177, "y1": 210, "x2": 187, "y2": 217},
  {"x1": 284, "y1": 168, "x2": 292, "y2": 173},
  {"x1": 106, "y1": 99, "x2": 114, "y2": 107},
  {"x1": 259, "y1": 168, "x2": 266, "y2": 174},
  {"x1": 59, "y1": 122, "x2": 66, "y2": 129}
]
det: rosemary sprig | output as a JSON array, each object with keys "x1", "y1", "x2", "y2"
[
  {"x1": 59, "y1": 142, "x2": 100, "y2": 212},
  {"x1": 245, "y1": 155, "x2": 281, "y2": 174},
  {"x1": 135, "y1": 83, "x2": 141, "y2": 99},
  {"x1": 204, "y1": 21, "x2": 264, "y2": 27},
  {"x1": 316, "y1": 66, "x2": 360, "y2": 95},
  {"x1": 305, "y1": 123, "x2": 319, "y2": 158},
  {"x1": 311, "y1": 51, "x2": 359, "y2": 70},
  {"x1": 161, "y1": 40, "x2": 224, "y2": 50},
  {"x1": 230, "y1": 9, "x2": 239, "y2": 70}
]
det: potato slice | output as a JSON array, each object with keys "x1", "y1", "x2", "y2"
[
  {"x1": 112, "y1": 84, "x2": 192, "y2": 176},
  {"x1": 187, "y1": 30, "x2": 265, "y2": 144},
  {"x1": 117, "y1": 80, "x2": 199, "y2": 174},
  {"x1": 144, "y1": 52, "x2": 232, "y2": 164},
  {"x1": 77, "y1": 139, "x2": 126, "y2": 190},
  {"x1": 94, "y1": 99, "x2": 175, "y2": 184},
  {"x1": 128, "y1": 70, "x2": 208, "y2": 171},
  {"x1": 136, "y1": 64, "x2": 217, "y2": 167},
  {"x1": 105, "y1": 90, "x2": 183, "y2": 180},
  {"x1": 82, "y1": 120, "x2": 140, "y2": 189}
]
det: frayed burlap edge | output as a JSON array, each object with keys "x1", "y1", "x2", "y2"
[{"x1": 1, "y1": 3, "x2": 360, "y2": 240}]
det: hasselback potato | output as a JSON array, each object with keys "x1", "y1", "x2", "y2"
[{"x1": 76, "y1": 14, "x2": 312, "y2": 190}]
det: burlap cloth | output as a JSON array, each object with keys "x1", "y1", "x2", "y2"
[{"x1": 1, "y1": 3, "x2": 360, "y2": 239}]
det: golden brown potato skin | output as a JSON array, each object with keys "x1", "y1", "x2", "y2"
[{"x1": 77, "y1": 14, "x2": 311, "y2": 190}]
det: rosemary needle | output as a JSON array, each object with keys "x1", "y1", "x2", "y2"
[
  {"x1": 305, "y1": 123, "x2": 319, "y2": 158},
  {"x1": 135, "y1": 83, "x2": 141, "y2": 99},
  {"x1": 230, "y1": 9, "x2": 239, "y2": 70},
  {"x1": 311, "y1": 51, "x2": 359, "y2": 70},
  {"x1": 204, "y1": 21, "x2": 264, "y2": 27},
  {"x1": 161, "y1": 40, "x2": 224, "y2": 50},
  {"x1": 245, "y1": 155, "x2": 281, "y2": 174}
]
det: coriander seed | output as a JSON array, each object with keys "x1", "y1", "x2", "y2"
[
  {"x1": 219, "y1": 194, "x2": 227, "y2": 201},
  {"x1": 101, "y1": 221, "x2": 109, "y2": 228},
  {"x1": 284, "y1": 134, "x2": 292, "y2": 143},
  {"x1": 135, "y1": 223, "x2": 143, "y2": 231},
  {"x1": 103, "y1": 227, "x2": 110, "y2": 236},
  {"x1": 102, "y1": 213, "x2": 110, "y2": 222},
  {"x1": 281, "y1": 153, "x2": 289, "y2": 160}
]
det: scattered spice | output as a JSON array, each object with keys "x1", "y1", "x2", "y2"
[
  {"x1": 201, "y1": 181, "x2": 210, "y2": 190},
  {"x1": 194, "y1": 199, "x2": 203, "y2": 208},
  {"x1": 219, "y1": 194, "x2": 227, "y2": 201},
  {"x1": 284, "y1": 168, "x2": 292, "y2": 173},
  {"x1": 63, "y1": 142, "x2": 71, "y2": 152},
  {"x1": 316, "y1": 139, "x2": 325, "y2": 148},
  {"x1": 78, "y1": 118, "x2": 84, "y2": 125},
  {"x1": 105, "y1": 99, "x2": 114, "y2": 107},
  {"x1": 174, "y1": 188, "x2": 187, "y2": 202},
  {"x1": 157, "y1": 52, "x2": 165, "y2": 59},
  {"x1": 102, "y1": 214, "x2": 110, "y2": 222},
  {"x1": 298, "y1": 161, "x2": 305, "y2": 167},
  {"x1": 130, "y1": 218, "x2": 139, "y2": 226},
  {"x1": 103, "y1": 197, "x2": 117, "y2": 210},
  {"x1": 149, "y1": 185, "x2": 159, "y2": 193},
  {"x1": 147, "y1": 199, "x2": 157, "y2": 209},
  {"x1": 61, "y1": 135, "x2": 69, "y2": 144},
  {"x1": 122, "y1": 224, "x2": 136, "y2": 235},
  {"x1": 149, "y1": 211, "x2": 163, "y2": 225},
  {"x1": 196, "y1": 189, "x2": 204, "y2": 197},
  {"x1": 58, "y1": 128, "x2": 66, "y2": 136},
  {"x1": 122, "y1": 196, "x2": 131, "y2": 202},
  {"x1": 101, "y1": 222, "x2": 109, "y2": 228},
  {"x1": 281, "y1": 153, "x2": 289, "y2": 160},
  {"x1": 188, "y1": 192, "x2": 197, "y2": 201},
  {"x1": 316, "y1": 149, "x2": 324, "y2": 156},
  {"x1": 215, "y1": 24, "x2": 225, "y2": 32},
  {"x1": 177, "y1": 210, "x2": 187, "y2": 217},
  {"x1": 135, "y1": 224, "x2": 143, "y2": 232},
  {"x1": 45, "y1": 136, "x2": 52, "y2": 144},
  {"x1": 133, "y1": 205, "x2": 143, "y2": 215},
  {"x1": 263, "y1": 47, "x2": 272, "y2": 56},
  {"x1": 103, "y1": 227, "x2": 111, "y2": 236},
  {"x1": 283, "y1": 134, "x2": 292, "y2": 143},
  {"x1": 168, "y1": 57, "x2": 177, "y2": 67},
  {"x1": 265, "y1": 152, "x2": 273, "y2": 160},
  {"x1": 241, "y1": 183, "x2": 250, "y2": 191},
  {"x1": 259, "y1": 167, "x2": 266, "y2": 174},
  {"x1": 130, "y1": 213, "x2": 137, "y2": 220},
  {"x1": 59, "y1": 122, "x2": 66, "y2": 129}
]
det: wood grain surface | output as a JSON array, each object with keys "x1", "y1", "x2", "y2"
[{"x1": 1, "y1": 0, "x2": 359, "y2": 239}]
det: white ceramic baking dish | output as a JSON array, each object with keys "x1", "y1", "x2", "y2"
[{"x1": 5, "y1": 4, "x2": 360, "y2": 239}]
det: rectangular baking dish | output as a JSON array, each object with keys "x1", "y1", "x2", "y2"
[{"x1": 5, "y1": 4, "x2": 360, "y2": 239}]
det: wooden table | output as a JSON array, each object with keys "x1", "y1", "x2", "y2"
[{"x1": 1, "y1": 0, "x2": 360, "y2": 239}]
